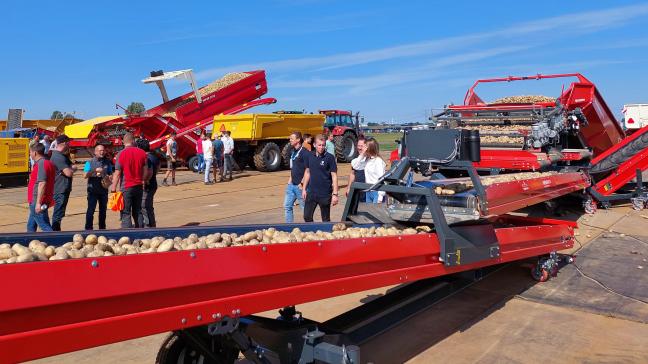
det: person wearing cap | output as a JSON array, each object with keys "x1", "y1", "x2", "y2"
[
  {"x1": 26, "y1": 143, "x2": 55, "y2": 232},
  {"x1": 50, "y1": 134, "x2": 76, "y2": 231},
  {"x1": 83, "y1": 144, "x2": 113, "y2": 230},
  {"x1": 162, "y1": 132, "x2": 177, "y2": 186}
]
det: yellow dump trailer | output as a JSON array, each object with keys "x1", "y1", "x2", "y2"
[
  {"x1": 212, "y1": 113, "x2": 324, "y2": 172},
  {"x1": 0, "y1": 138, "x2": 30, "y2": 187}
]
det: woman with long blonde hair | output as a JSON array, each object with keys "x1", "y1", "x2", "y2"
[{"x1": 364, "y1": 138, "x2": 386, "y2": 203}]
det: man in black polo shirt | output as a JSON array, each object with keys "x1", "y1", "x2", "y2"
[
  {"x1": 83, "y1": 144, "x2": 113, "y2": 230},
  {"x1": 50, "y1": 134, "x2": 76, "y2": 231},
  {"x1": 301, "y1": 134, "x2": 339, "y2": 222},
  {"x1": 284, "y1": 131, "x2": 307, "y2": 223}
]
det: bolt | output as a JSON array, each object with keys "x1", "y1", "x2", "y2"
[
  {"x1": 262, "y1": 246, "x2": 267, "y2": 252},
  {"x1": 197, "y1": 315, "x2": 202, "y2": 321},
  {"x1": 190, "y1": 251, "x2": 196, "y2": 259},
  {"x1": 318, "y1": 242, "x2": 323, "y2": 247},
  {"x1": 212, "y1": 313, "x2": 222, "y2": 320},
  {"x1": 91, "y1": 260, "x2": 99, "y2": 268},
  {"x1": 181, "y1": 318, "x2": 187, "y2": 324},
  {"x1": 398, "y1": 236, "x2": 402, "y2": 240}
]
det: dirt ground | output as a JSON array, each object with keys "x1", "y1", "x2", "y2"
[{"x1": 1, "y1": 163, "x2": 646, "y2": 363}]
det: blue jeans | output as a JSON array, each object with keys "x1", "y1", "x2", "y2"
[
  {"x1": 284, "y1": 184, "x2": 304, "y2": 223},
  {"x1": 197, "y1": 153, "x2": 205, "y2": 172},
  {"x1": 27, "y1": 202, "x2": 53, "y2": 232},
  {"x1": 52, "y1": 191, "x2": 70, "y2": 231},
  {"x1": 366, "y1": 190, "x2": 380, "y2": 203}
]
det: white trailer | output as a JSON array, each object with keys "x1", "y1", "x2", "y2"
[{"x1": 623, "y1": 104, "x2": 648, "y2": 129}]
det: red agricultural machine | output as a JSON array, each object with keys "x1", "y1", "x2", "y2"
[
  {"x1": 392, "y1": 73, "x2": 648, "y2": 213},
  {"x1": 66, "y1": 69, "x2": 277, "y2": 167},
  {"x1": 320, "y1": 109, "x2": 363, "y2": 162}
]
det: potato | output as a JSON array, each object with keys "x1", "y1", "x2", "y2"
[
  {"x1": 103, "y1": 251, "x2": 114, "y2": 256},
  {"x1": 150, "y1": 239, "x2": 162, "y2": 249},
  {"x1": 0, "y1": 243, "x2": 10, "y2": 249},
  {"x1": 81, "y1": 245, "x2": 94, "y2": 255},
  {"x1": 118, "y1": 237, "x2": 130, "y2": 246},
  {"x1": 72, "y1": 240, "x2": 84, "y2": 250},
  {"x1": 12, "y1": 243, "x2": 31, "y2": 256},
  {"x1": 16, "y1": 253, "x2": 35, "y2": 263},
  {"x1": 402, "y1": 228, "x2": 418, "y2": 235},
  {"x1": 29, "y1": 240, "x2": 46, "y2": 253},
  {"x1": 85, "y1": 234, "x2": 98, "y2": 245},
  {"x1": 33, "y1": 252, "x2": 49, "y2": 261},
  {"x1": 112, "y1": 246, "x2": 125, "y2": 255},
  {"x1": 7, "y1": 256, "x2": 17, "y2": 264},
  {"x1": 416, "y1": 225, "x2": 432, "y2": 233},
  {"x1": 95, "y1": 242, "x2": 111, "y2": 252},
  {"x1": 196, "y1": 241, "x2": 207, "y2": 250},
  {"x1": 157, "y1": 239, "x2": 174, "y2": 252},
  {"x1": 72, "y1": 234, "x2": 84, "y2": 244},
  {"x1": 108, "y1": 239, "x2": 118, "y2": 246},
  {"x1": 44, "y1": 246, "x2": 56, "y2": 258},
  {"x1": 86, "y1": 250, "x2": 103, "y2": 258},
  {"x1": 0, "y1": 247, "x2": 15, "y2": 259},
  {"x1": 50, "y1": 250, "x2": 70, "y2": 260},
  {"x1": 67, "y1": 249, "x2": 85, "y2": 259},
  {"x1": 98, "y1": 236, "x2": 108, "y2": 245}
]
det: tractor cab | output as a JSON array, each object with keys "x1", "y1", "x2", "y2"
[{"x1": 319, "y1": 110, "x2": 363, "y2": 162}]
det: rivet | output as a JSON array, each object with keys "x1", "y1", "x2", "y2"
[
  {"x1": 318, "y1": 242, "x2": 323, "y2": 247},
  {"x1": 190, "y1": 251, "x2": 196, "y2": 258},
  {"x1": 91, "y1": 260, "x2": 99, "y2": 268},
  {"x1": 181, "y1": 318, "x2": 187, "y2": 324},
  {"x1": 212, "y1": 313, "x2": 221, "y2": 320},
  {"x1": 262, "y1": 246, "x2": 267, "y2": 252},
  {"x1": 197, "y1": 315, "x2": 202, "y2": 321},
  {"x1": 362, "y1": 239, "x2": 366, "y2": 244}
]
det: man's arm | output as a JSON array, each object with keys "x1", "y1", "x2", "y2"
[
  {"x1": 301, "y1": 168, "x2": 310, "y2": 200},
  {"x1": 83, "y1": 161, "x2": 92, "y2": 179},
  {"x1": 35, "y1": 181, "x2": 46, "y2": 213},
  {"x1": 110, "y1": 170, "x2": 121, "y2": 192},
  {"x1": 142, "y1": 164, "x2": 152, "y2": 185},
  {"x1": 331, "y1": 172, "x2": 339, "y2": 206}
]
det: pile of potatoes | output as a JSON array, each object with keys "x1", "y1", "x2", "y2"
[
  {"x1": 0, "y1": 224, "x2": 431, "y2": 265},
  {"x1": 491, "y1": 95, "x2": 555, "y2": 104},
  {"x1": 432, "y1": 171, "x2": 558, "y2": 195},
  {"x1": 162, "y1": 72, "x2": 251, "y2": 117},
  {"x1": 480, "y1": 135, "x2": 525, "y2": 145}
]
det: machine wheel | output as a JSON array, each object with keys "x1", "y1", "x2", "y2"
[
  {"x1": 530, "y1": 266, "x2": 550, "y2": 282},
  {"x1": 187, "y1": 155, "x2": 200, "y2": 173},
  {"x1": 253, "y1": 142, "x2": 282, "y2": 172},
  {"x1": 334, "y1": 132, "x2": 358, "y2": 162},
  {"x1": 281, "y1": 142, "x2": 293, "y2": 169},
  {"x1": 631, "y1": 197, "x2": 646, "y2": 211},
  {"x1": 155, "y1": 332, "x2": 239, "y2": 364}
]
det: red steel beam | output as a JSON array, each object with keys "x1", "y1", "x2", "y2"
[
  {"x1": 0, "y1": 219, "x2": 574, "y2": 363},
  {"x1": 474, "y1": 150, "x2": 550, "y2": 171}
]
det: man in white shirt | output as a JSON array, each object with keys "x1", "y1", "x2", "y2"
[
  {"x1": 201, "y1": 132, "x2": 215, "y2": 185},
  {"x1": 221, "y1": 131, "x2": 235, "y2": 181},
  {"x1": 162, "y1": 132, "x2": 177, "y2": 186}
]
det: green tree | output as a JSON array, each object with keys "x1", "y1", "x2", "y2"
[
  {"x1": 51, "y1": 110, "x2": 64, "y2": 120},
  {"x1": 126, "y1": 102, "x2": 145, "y2": 114}
]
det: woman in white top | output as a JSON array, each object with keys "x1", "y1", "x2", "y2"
[{"x1": 364, "y1": 138, "x2": 386, "y2": 203}]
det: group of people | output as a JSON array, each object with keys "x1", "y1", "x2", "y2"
[
  {"x1": 283, "y1": 132, "x2": 386, "y2": 223},
  {"x1": 26, "y1": 132, "x2": 161, "y2": 232},
  {"x1": 194, "y1": 130, "x2": 235, "y2": 184}
]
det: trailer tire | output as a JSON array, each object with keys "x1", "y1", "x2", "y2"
[
  {"x1": 187, "y1": 155, "x2": 200, "y2": 173},
  {"x1": 253, "y1": 142, "x2": 282, "y2": 172},
  {"x1": 334, "y1": 132, "x2": 358, "y2": 162},
  {"x1": 156, "y1": 332, "x2": 238, "y2": 364},
  {"x1": 281, "y1": 142, "x2": 293, "y2": 169}
]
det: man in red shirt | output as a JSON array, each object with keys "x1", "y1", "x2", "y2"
[
  {"x1": 110, "y1": 133, "x2": 149, "y2": 228},
  {"x1": 27, "y1": 143, "x2": 55, "y2": 232}
]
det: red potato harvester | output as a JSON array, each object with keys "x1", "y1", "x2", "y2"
[{"x1": 391, "y1": 73, "x2": 648, "y2": 213}]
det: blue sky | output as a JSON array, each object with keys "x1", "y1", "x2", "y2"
[{"x1": 3, "y1": 1, "x2": 648, "y2": 123}]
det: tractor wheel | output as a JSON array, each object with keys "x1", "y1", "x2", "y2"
[
  {"x1": 155, "y1": 332, "x2": 238, "y2": 364},
  {"x1": 187, "y1": 155, "x2": 200, "y2": 173},
  {"x1": 334, "y1": 132, "x2": 358, "y2": 162},
  {"x1": 530, "y1": 266, "x2": 550, "y2": 282},
  {"x1": 253, "y1": 142, "x2": 282, "y2": 172},
  {"x1": 281, "y1": 142, "x2": 293, "y2": 169}
]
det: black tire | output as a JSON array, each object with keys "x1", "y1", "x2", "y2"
[
  {"x1": 187, "y1": 155, "x2": 199, "y2": 173},
  {"x1": 334, "y1": 132, "x2": 358, "y2": 162},
  {"x1": 281, "y1": 142, "x2": 292, "y2": 169},
  {"x1": 155, "y1": 332, "x2": 238, "y2": 364},
  {"x1": 253, "y1": 142, "x2": 282, "y2": 172}
]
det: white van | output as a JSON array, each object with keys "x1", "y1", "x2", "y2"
[{"x1": 622, "y1": 104, "x2": 648, "y2": 129}]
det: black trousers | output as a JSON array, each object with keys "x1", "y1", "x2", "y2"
[
  {"x1": 52, "y1": 191, "x2": 70, "y2": 231},
  {"x1": 139, "y1": 186, "x2": 157, "y2": 227},
  {"x1": 304, "y1": 194, "x2": 332, "y2": 222},
  {"x1": 85, "y1": 191, "x2": 108, "y2": 230},
  {"x1": 121, "y1": 185, "x2": 143, "y2": 228}
]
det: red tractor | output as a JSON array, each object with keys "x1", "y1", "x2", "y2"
[{"x1": 319, "y1": 110, "x2": 363, "y2": 162}]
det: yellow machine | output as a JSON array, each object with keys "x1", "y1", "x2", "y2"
[
  {"x1": 0, "y1": 138, "x2": 30, "y2": 187},
  {"x1": 212, "y1": 113, "x2": 325, "y2": 172},
  {"x1": 0, "y1": 118, "x2": 82, "y2": 135}
]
